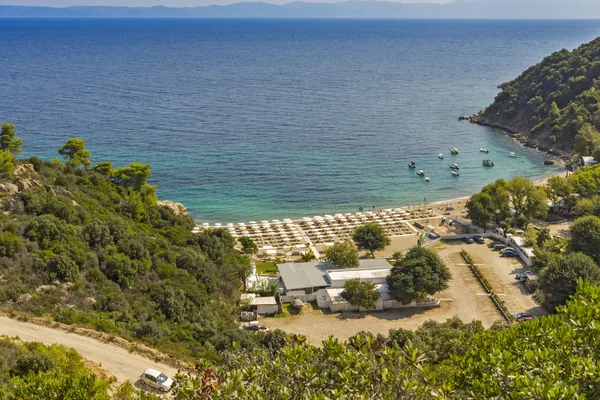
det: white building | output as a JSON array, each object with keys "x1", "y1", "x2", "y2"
[{"x1": 277, "y1": 259, "x2": 436, "y2": 312}]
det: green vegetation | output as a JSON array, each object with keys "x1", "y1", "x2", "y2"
[
  {"x1": 238, "y1": 236, "x2": 258, "y2": 255},
  {"x1": 323, "y1": 239, "x2": 359, "y2": 269},
  {"x1": 0, "y1": 129, "x2": 263, "y2": 362},
  {"x1": 387, "y1": 246, "x2": 451, "y2": 304},
  {"x1": 340, "y1": 278, "x2": 380, "y2": 309},
  {"x1": 58, "y1": 138, "x2": 92, "y2": 168},
  {"x1": 352, "y1": 222, "x2": 391, "y2": 257},
  {"x1": 480, "y1": 37, "x2": 600, "y2": 155},
  {"x1": 255, "y1": 261, "x2": 277, "y2": 275},
  {"x1": 173, "y1": 280, "x2": 600, "y2": 399},
  {"x1": 0, "y1": 338, "x2": 111, "y2": 400},
  {"x1": 466, "y1": 176, "x2": 548, "y2": 230}
]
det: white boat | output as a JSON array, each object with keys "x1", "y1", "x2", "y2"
[
  {"x1": 438, "y1": 153, "x2": 444, "y2": 159},
  {"x1": 449, "y1": 163, "x2": 459, "y2": 170},
  {"x1": 510, "y1": 152, "x2": 517, "y2": 158},
  {"x1": 482, "y1": 159, "x2": 495, "y2": 167},
  {"x1": 417, "y1": 170, "x2": 425, "y2": 176},
  {"x1": 480, "y1": 148, "x2": 490, "y2": 153},
  {"x1": 425, "y1": 177, "x2": 430, "y2": 182},
  {"x1": 452, "y1": 170, "x2": 460, "y2": 177},
  {"x1": 451, "y1": 148, "x2": 459, "y2": 155}
]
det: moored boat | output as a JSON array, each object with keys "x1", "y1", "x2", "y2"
[
  {"x1": 449, "y1": 163, "x2": 459, "y2": 170},
  {"x1": 409, "y1": 161, "x2": 416, "y2": 168},
  {"x1": 480, "y1": 148, "x2": 490, "y2": 153},
  {"x1": 417, "y1": 170, "x2": 425, "y2": 176},
  {"x1": 438, "y1": 153, "x2": 444, "y2": 159},
  {"x1": 510, "y1": 152, "x2": 517, "y2": 158},
  {"x1": 425, "y1": 177, "x2": 430, "y2": 182},
  {"x1": 451, "y1": 148, "x2": 459, "y2": 155},
  {"x1": 483, "y1": 159, "x2": 495, "y2": 167},
  {"x1": 452, "y1": 170, "x2": 460, "y2": 177}
]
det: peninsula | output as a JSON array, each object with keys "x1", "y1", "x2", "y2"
[{"x1": 467, "y1": 36, "x2": 600, "y2": 161}]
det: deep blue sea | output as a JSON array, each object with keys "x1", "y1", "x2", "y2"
[{"x1": 1, "y1": 18, "x2": 599, "y2": 223}]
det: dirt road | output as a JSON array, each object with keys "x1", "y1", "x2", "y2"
[{"x1": 0, "y1": 316, "x2": 178, "y2": 385}]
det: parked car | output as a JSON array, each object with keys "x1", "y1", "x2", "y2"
[
  {"x1": 242, "y1": 321, "x2": 269, "y2": 332},
  {"x1": 501, "y1": 249, "x2": 516, "y2": 257},
  {"x1": 515, "y1": 312, "x2": 534, "y2": 323},
  {"x1": 473, "y1": 235, "x2": 485, "y2": 244},
  {"x1": 493, "y1": 243, "x2": 507, "y2": 251},
  {"x1": 515, "y1": 271, "x2": 535, "y2": 281},
  {"x1": 462, "y1": 237, "x2": 474, "y2": 244},
  {"x1": 140, "y1": 369, "x2": 174, "y2": 392}
]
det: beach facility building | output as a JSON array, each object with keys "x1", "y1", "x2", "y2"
[
  {"x1": 277, "y1": 259, "x2": 433, "y2": 311},
  {"x1": 239, "y1": 293, "x2": 279, "y2": 315}
]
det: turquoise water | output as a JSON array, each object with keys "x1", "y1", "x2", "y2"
[{"x1": 0, "y1": 19, "x2": 597, "y2": 223}]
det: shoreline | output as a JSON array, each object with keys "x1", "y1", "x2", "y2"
[{"x1": 193, "y1": 169, "x2": 568, "y2": 227}]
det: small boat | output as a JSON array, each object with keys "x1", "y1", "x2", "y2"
[
  {"x1": 438, "y1": 153, "x2": 444, "y2": 159},
  {"x1": 452, "y1": 170, "x2": 460, "y2": 177},
  {"x1": 425, "y1": 177, "x2": 430, "y2": 182},
  {"x1": 510, "y1": 152, "x2": 517, "y2": 158},
  {"x1": 483, "y1": 159, "x2": 495, "y2": 167},
  {"x1": 449, "y1": 163, "x2": 459, "y2": 170},
  {"x1": 417, "y1": 170, "x2": 425, "y2": 176},
  {"x1": 480, "y1": 148, "x2": 490, "y2": 153},
  {"x1": 408, "y1": 161, "x2": 416, "y2": 168},
  {"x1": 451, "y1": 148, "x2": 459, "y2": 155}
]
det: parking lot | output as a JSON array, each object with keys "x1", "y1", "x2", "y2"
[
  {"x1": 459, "y1": 239, "x2": 547, "y2": 317},
  {"x1": 262, "y1": 241, "x2": 527, "y2": 345}
]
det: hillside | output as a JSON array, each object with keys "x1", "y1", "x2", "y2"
[
  {"x1": 473, "y1": 37, "x2": 600, "y2": 158},
  {"x1": 0, "y1": 130, "x2": 256, "y2": 362}
]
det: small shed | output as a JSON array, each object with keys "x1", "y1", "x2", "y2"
[
  {"x1": 581, "y1": 156, "x2": 598, "y2": 167},
  {"x1": 251, "y1": 296, "x2": 278, "y2": 315}
]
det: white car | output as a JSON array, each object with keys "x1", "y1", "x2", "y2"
[{"x1": 140, "y1": 368, "x2": 174, "y2": 392}]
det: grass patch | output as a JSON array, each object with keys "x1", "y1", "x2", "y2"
[{"x1": 256, "y1": 261, "x2": 278, "y2": 276}]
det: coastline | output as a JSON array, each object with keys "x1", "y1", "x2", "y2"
[{"x1": 192, "y1": 169, "x2": 567, "y2": 227}]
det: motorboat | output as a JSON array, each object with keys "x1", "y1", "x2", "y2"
[
  {"x1": 452, "y1": 170, "x2": 460, "y2": 177},
  {"x1": 510, "y1": 152, "x2": 517, "y2": 158},
  {"x1": 417, "y1": 170, "x2": 425, "y2": 176},
  {"x1": 480, "y1": 148, "x2": 490, "y2": 153},
  {"x1": 451, "y1": 148, "x2": 459, "y2": 155},
  {"x1": 425, "y1": 177, "x2": 430, "y2": 182},
  {"x1": 449, "y1": 163, "x2": 459, "y2": 170},
  {"x1": 408, "y1": 161, "x2": 416, "y2": 168},
  {"x1": 437, "y1": 153, "x2": 444, "y2": 159},
  {"x1": 482, "y1": 159, "x2": 495, "y2": 167}
]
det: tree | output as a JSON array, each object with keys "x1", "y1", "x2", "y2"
[
  {"x1": 324, "y1": 240, "x2": 359, "y2": 269},
  {"x1": 539, "y1": 252, "x2": 600, "y2": 309},
  {"x1": 0, "y1": 150, "x2": 15, "y2": 178},
  {"x1": 300, "y1": 250, "x2": 316, "y2": 262},
  {"x1": 340, "y1": 278, "x2": 380, "y2": 310},
  {"x1": 387, "y1": 246, "x2": 451, "y2": 304},
  {"x1": 573, "y1": 196, "x2": 600, "y2": 217},
  {"x1": 352, "y1": 223, "x2": 391, "y2": 257},
  {"x1": 239, "y1": 236, "x2": 258, "y2": 255},
  {"x1": 0, "y1": 233, "x2": 21, "y2": 257},
  {"x1": 574, "y1": 122, "x2": 600, "y2": 156},
  {"x1": 110, "y1": 163, "x2": 152, "y2": 191},
  {"x1": 570, "y1": 215, "x2": 600, "y2": 263},
  {"x1": 47, "y1": 254, "x2": 79, "y2": 282},
  {"x1": 0, "y1": 122, "x2": 22, "y2": 154},
  {"x1": 223, "y1": 253, "x2": 253, "y2": 292},
  {"x1": 92, "y1": 161, "x2": 113, "y2": 176},
  {"x1": 466, "y1": 192, "x2": 494, "y2": 230},
  {"x1": 58, "y1": 138, "x2": 92, "y2": 167}
]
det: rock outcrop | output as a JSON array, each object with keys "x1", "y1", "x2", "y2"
[
  {"x1": 158, "y1": 200, "x2": 188, "y2": 216},
  {"x1": 13, "y1": 163, "x2": 37, "y2": 177}
]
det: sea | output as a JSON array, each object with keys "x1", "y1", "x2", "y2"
[{"x1": 1, "y1": 18, "x2": 599, "y2": 223}]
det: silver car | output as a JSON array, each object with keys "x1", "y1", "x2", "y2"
[{"x1": 140, "y1": 368, "x2": 174, "y2": 392}]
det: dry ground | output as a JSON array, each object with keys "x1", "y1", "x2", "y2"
[{"x1": 262, "y1": 242, "x2": 506, "y2": 345}]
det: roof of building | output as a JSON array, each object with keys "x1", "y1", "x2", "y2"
[
  {"x1": 277, "y1": 259, "x2": 393, "y2": 291},
  {"x1": 327, "y1": 266, "x2": 392, "y2": 282},
  {"x1": 240, "y1": 293, "x2": 257, "y2": 301},
  {"x1": 251, "y1": 296, "x2": 277, "y2": 306}
]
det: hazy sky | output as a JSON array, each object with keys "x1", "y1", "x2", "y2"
[{"x1": 3, "y1": 0, "x2": 453, "y2": 7}]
